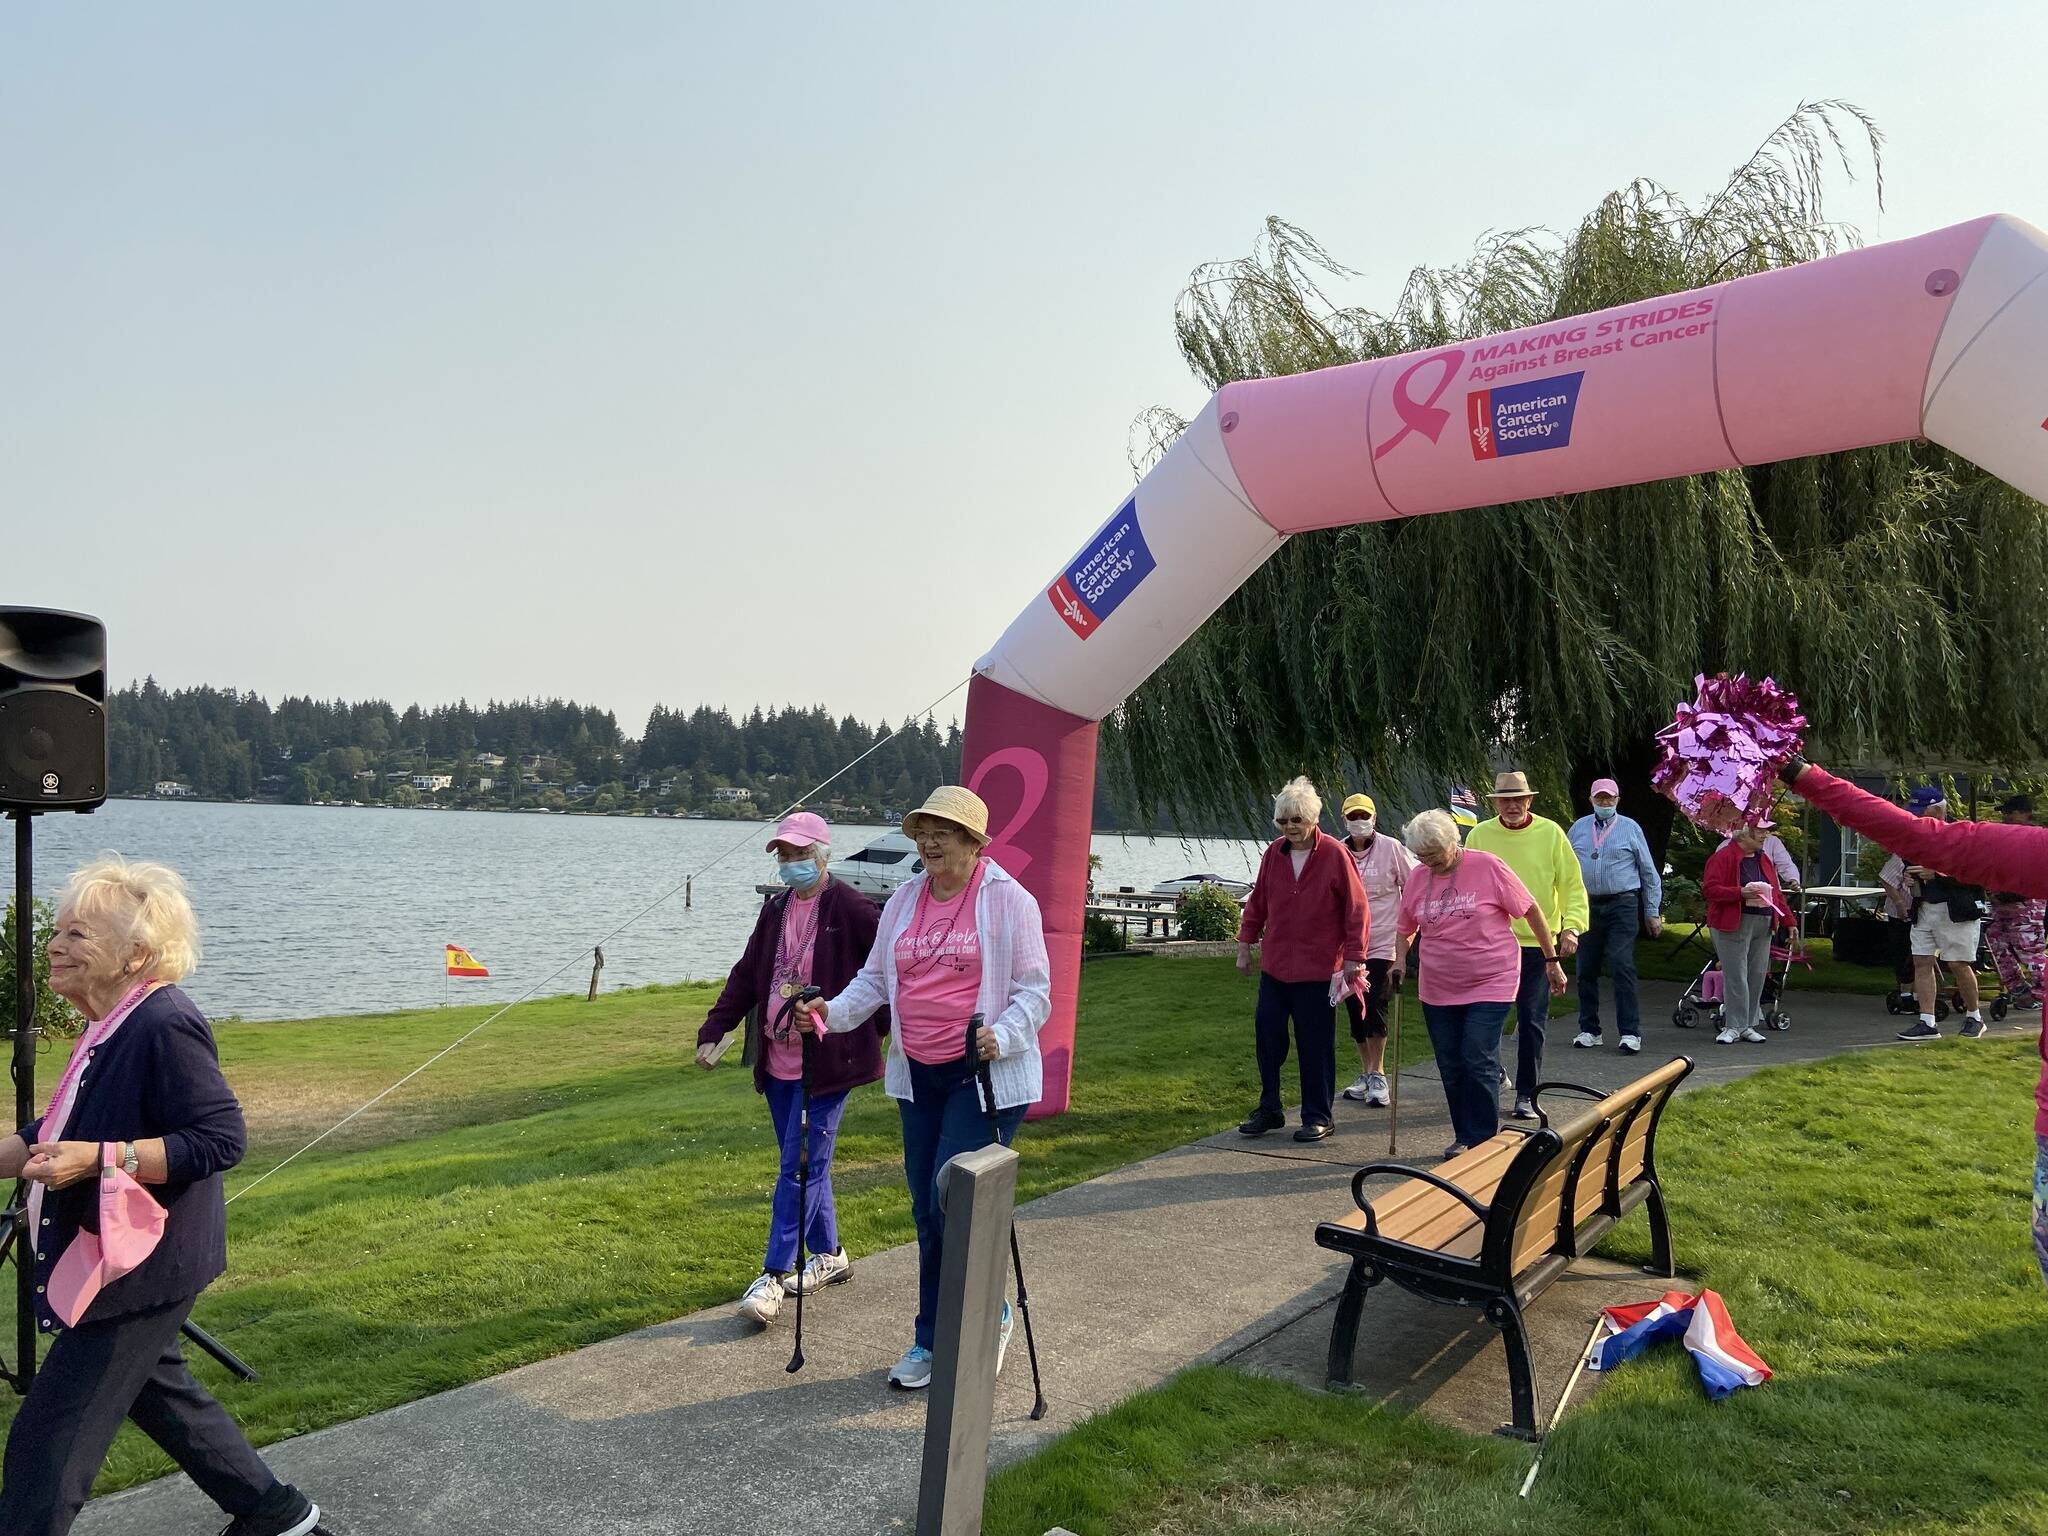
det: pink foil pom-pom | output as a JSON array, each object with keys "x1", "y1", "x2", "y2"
[{"x1": 1653, "y1": 674, "x2": 1807, "y2": 832}]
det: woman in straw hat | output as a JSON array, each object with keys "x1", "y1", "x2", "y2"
[
  {"x1": 696, "y1": 811, "x2": 885, "y2": 1329},
  {"x1": 799, "y1": 786, "x2": 1050, "y2": 1391}
]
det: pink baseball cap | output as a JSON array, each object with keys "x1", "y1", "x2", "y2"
[
  {"x1": 1590, "y1": 778, "x2": 1621, "y2": 798},
  {"x1": 766, "y1": 811, "x2": 830, "y2": 852}
]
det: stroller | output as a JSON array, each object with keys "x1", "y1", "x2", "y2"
[{"x1": 1674, "y1": 923, "x2": 1802, "y2": 1032}]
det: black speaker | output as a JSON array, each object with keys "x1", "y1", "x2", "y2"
[{"x1": 0, "y1": 607, "x2": 108, "y2": 813}]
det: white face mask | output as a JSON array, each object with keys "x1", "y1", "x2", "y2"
[{"x1": 1346, "y1": 817, "x2": 1373, "y2": 838}]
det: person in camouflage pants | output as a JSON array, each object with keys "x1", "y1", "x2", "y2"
[{"x1": 1989, "y1": 796, "x2": 2046, "y2": 1007}]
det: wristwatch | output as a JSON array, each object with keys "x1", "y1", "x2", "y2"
[{"x1": 121, "y1": 1141, "x2": 139, "y2": 1178}]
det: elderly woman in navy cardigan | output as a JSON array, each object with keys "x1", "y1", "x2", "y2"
[
  {"x1": 696, "y1": 812, "x2": 886, "y2": 1329},
  {"x1": 0, "y1": 858, "x2": 320, "y2": 1536}
]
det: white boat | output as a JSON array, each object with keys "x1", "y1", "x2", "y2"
[
  {"x1": 1150, "y1": 872, "x2": 1252, "y2": 899},
  {"x1": 829, "y1": 832, "x2": 926, "y2": 899}
]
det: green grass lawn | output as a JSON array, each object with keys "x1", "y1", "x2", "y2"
[
  {"x1": 8, "y1": 954, "x2": 1429, "y2": 1495},
  {"x1": 984, "y1": 1038, "x2": 2048, "y2": 1536}
]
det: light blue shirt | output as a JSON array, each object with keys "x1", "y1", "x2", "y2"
[{"x1": 1567, "y1": 812, "x2": 1662, "y2": 913}]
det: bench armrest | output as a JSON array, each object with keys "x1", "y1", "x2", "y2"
[
  {"x1": 1350, "y1": 1162, "x2": 1492, "y2": 1239},
  {"x1": 1529, "y1": 1080, "x2": 1606, "y2": 1128}
]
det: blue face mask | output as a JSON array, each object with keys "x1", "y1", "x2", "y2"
[
  {"x1": 777, "y1": 859, "x2": 820, "y2": 888},
  {"x1": 1593, "y1": 804, "x2": 1617, "y2": 823}
]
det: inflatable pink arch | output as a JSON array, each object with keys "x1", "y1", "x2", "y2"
[{"x1": 963, "y1": 214, "x2": 2048, "y2": 1116}]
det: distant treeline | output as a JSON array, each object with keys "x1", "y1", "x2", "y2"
[{"x1": 101, "y1": 680, "x2": 1181, "y2": 831}]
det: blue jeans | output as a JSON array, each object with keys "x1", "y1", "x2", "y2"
[
  {"x1": 1577, "y1": 891, "x2": 1643, "y2": 1037},
  {"x1": 1501, "y1": 947, "x2": 1550, "y2": 1100},
  {"x1": 900, "y1": 1055, "x2": 1026, "y2": 1351},
  {"x1": 763, "y1": 1078, "x2": 849, "y2": 1274},
  {"x1": 1421, "y1": 1000, "x2": 1511, "y2": 1150},
  {"x1": 2033, "y1": 1134, "x2": 2047, "y2": 1295}
]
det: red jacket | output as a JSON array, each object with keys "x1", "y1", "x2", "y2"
[
  {"x1": 1236, "y1": 829, "x2": 1368, "y2": 982},
  {"x1": 1793, "y1": 765, "x2": 2048, "y2": 1137},
  {"x1": 1703, "y1": 839, "x2": 1788, "y2": 933}
]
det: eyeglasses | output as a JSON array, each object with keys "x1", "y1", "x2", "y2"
[{"x1": 1274, "y1": 816, "x2": 1306, "y2": 827}]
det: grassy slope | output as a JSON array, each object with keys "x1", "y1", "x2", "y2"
[
  {"x1": 984, "y1": 1039, "x2": 2048, "y2": 1536},
  {"x1": 10, "y1": 955, "x2": 1428, "y2": 1493}
]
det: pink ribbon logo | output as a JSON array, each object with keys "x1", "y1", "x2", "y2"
[{"x1": 1372, "y1": 348, "x2": 1465, "y2": 461}]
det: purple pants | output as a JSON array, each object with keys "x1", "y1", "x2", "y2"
[{"x1": 763, "y1": 1078, "x2": 848, "y2": 1274}]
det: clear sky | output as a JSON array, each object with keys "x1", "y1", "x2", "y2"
[{"x1": 6, "y1": 1, "x2": 2042, "y2": 736}]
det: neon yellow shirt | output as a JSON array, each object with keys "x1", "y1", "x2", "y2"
[{"x1": 1465, "y1": 814, "x2": 1591, "y2": 947}]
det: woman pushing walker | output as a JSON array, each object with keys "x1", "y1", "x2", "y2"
[
  {"x1": 697, "y1": 812, "x2": 886, "y2": 1328},
  {"x1": 799, "y1": 786, "x2": 1051, "y2": 1391}
]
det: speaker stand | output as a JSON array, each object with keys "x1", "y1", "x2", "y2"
[{"x1": 6, "y1": 810, "x2": 35, "y2": 1394}]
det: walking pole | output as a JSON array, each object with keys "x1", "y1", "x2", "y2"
[
  {"x1": 1388, "y1": 986, "x2": 1402, "y2": 1157},
  {"x1": 1519, "y1": 1312, "x2": 1607, "y2": 1498},
  {"x1": 967, "y1": 1013, "x2": 1048, "y2": 1420},
  {"x1": 786, "y1": 986, "x2": 823, "y2": 1375}
]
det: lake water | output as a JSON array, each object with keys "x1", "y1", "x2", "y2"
[{"x1": 17, "y1": 801, "x2": 1266, "y2": 1021}]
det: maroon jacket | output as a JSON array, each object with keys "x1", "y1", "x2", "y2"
[
  {"x1": 1236, "y1": 829, "x2": 1368, "y2": 983},
  {"x1": 697, "y1": 879, "x2": 886, "y2": 1097}
]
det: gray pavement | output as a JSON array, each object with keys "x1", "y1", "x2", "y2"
[{"x1": 75, "y1": 980, "x2": 2024, "y2": 1535}]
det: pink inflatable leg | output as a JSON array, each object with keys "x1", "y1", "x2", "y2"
[{"x1": 961, "y1": 674, "x2": 1098, "y2": 1118}]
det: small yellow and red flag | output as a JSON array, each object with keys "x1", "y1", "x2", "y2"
[{"x1": 445, "y1": 944, "x2": 489, "y2": 979}]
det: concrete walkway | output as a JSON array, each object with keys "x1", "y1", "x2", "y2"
[{"x1": 76, "y1": 981, "x2": 2026, "y2": 1535}]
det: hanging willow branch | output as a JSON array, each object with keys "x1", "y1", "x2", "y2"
[{"x1": 1104, "y1": 101, "x2": 2048, "y2": 839}]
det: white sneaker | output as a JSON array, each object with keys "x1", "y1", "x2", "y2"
[
  {"x1": 1364, "y1": 1072, "x2": 1390, "y2": 1107},
  {"x1": 1740, "y1": 1026, "x2": 1768, "y2": 1044},
  {"x1": 888, "y1": 1344, "x2": 934, "y2": 1390},
  {"x1": 1714, "y1": 1025, "x2": 1742, "y2": 1044},
  {"x1": 1571, "y1": 1030, "x2": 1599, "y2": 1048},
  {"x1": 1342, "y1": 1073, "x2": 1373, "y2": 1101},
  {"x1": 995, "y1": 1299, "x2": 1015, "y2": 1377},
  {"x1": 737, "y1": 1271, "x2": 785, "y2": 1326},
  {"x1": 783, "y1": 1247, "x2": 853, "y2": 1295},
  {"x1": 1618, "y1": 1034, "x2": 1642, "y2": 1054}
]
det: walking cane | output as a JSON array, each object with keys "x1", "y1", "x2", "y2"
[
  {"x1": 785, "y1": 985, "x2": 824, "y2": 1375},
  {"x1": 966, "y1": 1013, "x2": 1048, "y2": 1420},
  {"x1": 1388, "y1": 985, "x2": 1402, "y2": 1157}
]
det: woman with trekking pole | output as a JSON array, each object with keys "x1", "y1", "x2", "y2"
[
  {"x1": 799, "y1": 786, "x2": 1051, "y2": 1392},
  {"x1": 697, "y1": 812, "x2": 885, "y2": 1330}
]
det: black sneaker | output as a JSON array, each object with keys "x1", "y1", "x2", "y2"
[
  {"x1": 219, "y1": 1484, "x2": 319, "y2": 1536},
  {"x1": 1959, "y1": 1015, "x2": 1988, "y2": 1038},
  {"x1": 1896, "y1": 1019, "x2": 1941, "y2": 1042},
  {"x1": 1237, "y1": 1107, "x2": 1285, "y2": 1137}
]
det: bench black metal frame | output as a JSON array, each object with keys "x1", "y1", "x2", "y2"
[{"x1": 1313, "y1": 1056, "x2": 1692, "y2": 1438}]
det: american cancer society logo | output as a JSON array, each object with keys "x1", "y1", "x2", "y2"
[
  {"x1": 1046, "y1": 496, "x2": 1156, "y2": 640},
  {"x1": 1467, "y1": 371, "x2": 1585, "y2": 460}
]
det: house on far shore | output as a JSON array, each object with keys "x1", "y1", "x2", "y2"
[
  {"x1": 411, "y1": 774, "x2": 454, "y2": 792},
  {"x1": 153, "y1": 780, "x2": 194, "y2": 798},
  {"x1": 711, "y1": 786, "x2": 753, "y2": 803},
  {"x1": 475, "y1": 752, "x2": 506, "y2": 768},
  {"x1": 568, "y1": 782, "x2": 597, "y2": 797}
]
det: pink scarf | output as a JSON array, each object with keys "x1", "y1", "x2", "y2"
[{"x1": 27, "y1": 982, "x2": 168, "y2": 1325}]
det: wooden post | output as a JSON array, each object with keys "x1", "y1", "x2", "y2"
[{"x1": 587, "y1": 945, "x2": 604, "y2": 1001}]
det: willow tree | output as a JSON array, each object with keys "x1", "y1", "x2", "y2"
[{"x1": 1105, "y1": 103, "x2": 2048, "y2": 859}]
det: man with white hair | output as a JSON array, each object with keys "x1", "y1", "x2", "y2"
[{"x1": 1236, "y1": 777, "x2": 1367, "y2": 1142}]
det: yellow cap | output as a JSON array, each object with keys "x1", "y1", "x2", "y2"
[{"x1": 1342, "y1": 793, "x2": 1376, "y2": 818}]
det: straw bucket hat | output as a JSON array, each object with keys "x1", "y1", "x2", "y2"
[
  {"x1": 902, "y1": 786, "x2": 990, "y2": 845},
  {"x1": 1486, "y1": 771, "x2": 1537, "y2": 799}
]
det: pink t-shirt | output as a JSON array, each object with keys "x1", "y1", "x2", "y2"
[
  {"x1": 1397, "y1": 849, "x2": 1536, "y2": 1006},
  {"x1": 765, "y1": 890, "x2": 824, "y2": 1080},
  {"x1": 893, "y1": 861, "x2": 988, "y2": 1066}
]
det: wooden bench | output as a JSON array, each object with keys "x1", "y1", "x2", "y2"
[{"x1": 1313, "y1": 1056, "x2": 1693, "y2": 1437}]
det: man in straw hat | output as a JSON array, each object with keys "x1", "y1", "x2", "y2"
[{"x1": 1466, "y1": 771, "x2": 1588, "y2": 1120}]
